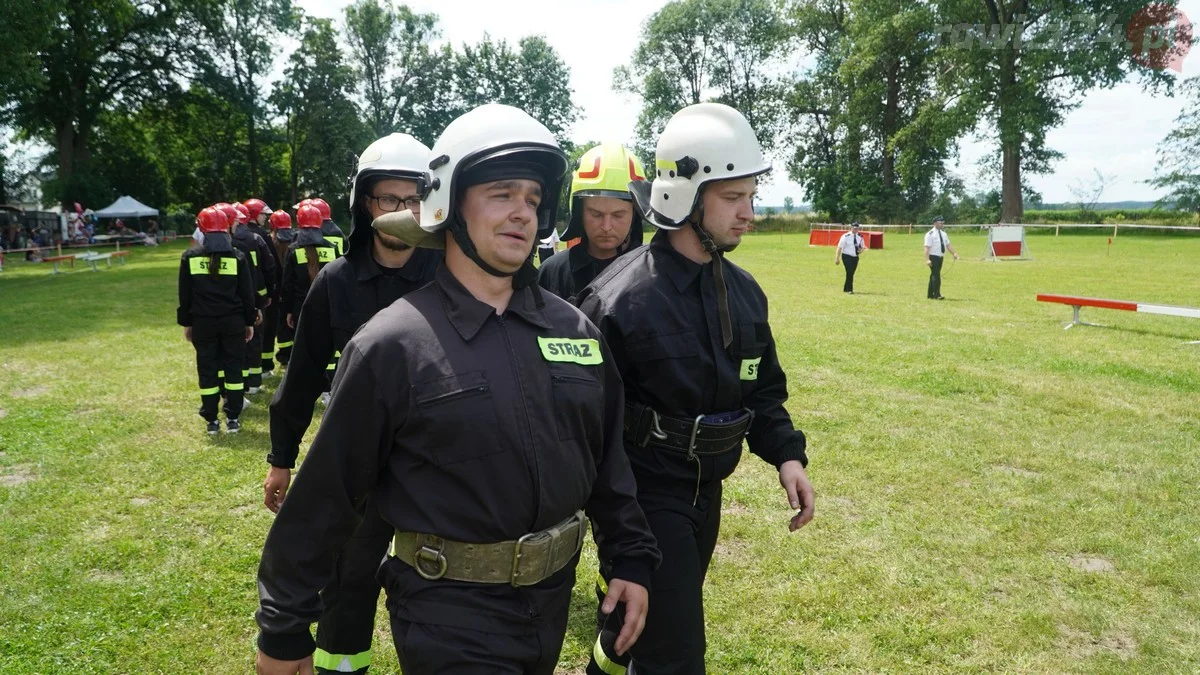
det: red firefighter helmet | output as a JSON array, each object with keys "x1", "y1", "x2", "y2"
[
  {"x1": 197, "y1": 207, "x2": 228, "y2": 233},
  {"x1": 268, "y1": 210, "x2": 292, "y2": 230},
  {"x1": 216, "y1": 203, "x2": 239, "y2": 227},
  {"x1": 242, "y1": 198, "x2": 270, "y2": 220},
  {"x1": 296, "y1": 204, "x2": 323, "y2": 228},
  {"x1": 308, "y1": 198, "x2": 331, "y2": 220},
  {"x1": 233, "y1": 203, "x2": 250, "y2": 224}
]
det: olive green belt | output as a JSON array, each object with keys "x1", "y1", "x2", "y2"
[{"x1": 392, "y1": 511, "x2": 586, "y2": 587}]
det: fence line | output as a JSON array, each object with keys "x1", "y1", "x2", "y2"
[{"x1": 804, "y1": 222, "x2": 1200, "y2": 235}]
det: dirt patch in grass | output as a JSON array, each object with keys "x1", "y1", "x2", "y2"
[
  {"x1": 0, "y1": 465, "x2": 35, "y2": 487},
  {"x1": 722, "y1": 500, "x2": 751, "y2": 515},
  {"x1": 130, "y1": 497, "x2": 153, "y2": 506},
  {"x1": 1069, "y1": 555, "x2": 1116, "y2": 573},
  {"x1": 993, "y1": 464, "x2": 1040, "y2": 478},
  {"x1": 1060, "y1": 626, "x2": 1137, "y2": 660},
  {"x1": 822, "y1": 496, "x2": 862, "y2": 521},
  {"x1": 0, "y1": 408, "x2": 6, "y2": 419},
  {"x1": 12, "y1": 386, "x2": 50, "y2": 398},
  {"x1": 88, "y1": 569, "x2": 125, "y2": 584}
]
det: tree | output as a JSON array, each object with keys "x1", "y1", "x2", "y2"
[
  {"x1": 1069, "y1": 168, "x2": 1116, "y2": 219},
  {"x1": 0, "y1": 0, "x2": 201, "y2": 209},
  {"x1": 343, "y1": 0, "x2": 441, "y2": 141},
  {"x1": 616, "y1": 0, "x2": 793, "y2": 154},
  {"x1": 195, "y1": 0, "x2": 298, "y2": 194},
  {"x1": 1149, "y1": 77, "x2": 1200, "y2": 223},
  {"x1": 932, "y1": 0, "x2": 1188, "y2": 222},
  {"x1": 789, "y1": 0, "x2": 961, "y2": 223},
  {"x1": 273, "y1": 18, "x2": 370, "y2": 215},
  {"x1": 783, "y1": 196, "x2": 794, "y2": 213},
  {"x1": 451, "y1": 35, "x2": 579, "y2": 144}
]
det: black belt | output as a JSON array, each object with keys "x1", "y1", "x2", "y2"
[{"x1": 623, "y1": 401, "x2": 753, "y2": 457}]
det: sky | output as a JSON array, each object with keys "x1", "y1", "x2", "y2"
[{"x1": 297, "y1": 0, "x2": 1199, "y2": 206}]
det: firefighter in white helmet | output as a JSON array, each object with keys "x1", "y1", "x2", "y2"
[
  {"x1": 575, "y1": 102, "x2": 816, "y2": 675},
  {"x1": 255, "y1": 104, "x2": 660, "y2": 675},
  {"x1": 260, "y1": 132, "x2": 442, "y2": 675}
]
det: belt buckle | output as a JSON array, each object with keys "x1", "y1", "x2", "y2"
[
  {"x1": 648, "y1": 409, "x2": 668, "y2": 443},
  {"x1": 687, "y1": 414, "x2": 704, "y2": 459},
  {"x1": 414, "y1": 540, "x2": 448, "y2": 580},
  {"x1": 511, "y1": 531, "x2": 537, "y2": 587}
]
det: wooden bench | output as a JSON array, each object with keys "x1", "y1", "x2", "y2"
[
  {"x1": 42, "y1": 255, "x2": 77, "y2": 274},
  {"x1": 1037, "y1": 294, "x2": 1200, "y2": 334},
  {"x1": 111, "y1": 250, "x2": 130, "y2": 265}
]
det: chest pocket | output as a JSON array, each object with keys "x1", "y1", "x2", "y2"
[
  {"x1": 549, "y1": 364, "x2": 604, "y2": 442},
  {"x1": 735, "y1": 322, "x2": 769, "y2": 383},
  {"x1": 411, "y1": 371, "x2": 503, "y2": 467},
  {"x1": 625, "y1": 330, "x2": 700, "y2": 363}
]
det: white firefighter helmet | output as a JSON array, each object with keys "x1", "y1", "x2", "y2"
[
  {"x1": 349, "y1": 133, "x2": 431, "y2": 209},
  {"x1": 416, "y1": 103, "x2": 568, "y2": 234},
  {"x1": 643, "y1": 103, "x2": 771, "y2": 229}
]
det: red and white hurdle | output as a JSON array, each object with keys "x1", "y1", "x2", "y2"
[{"x1": 1037, "y1": 294, "x2": 1200, "y2": 340}]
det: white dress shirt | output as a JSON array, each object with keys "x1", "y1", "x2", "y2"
[
  {"x1": 838, "y1": 231, "x2": 864, "y2": 257},
  {"x1": 924, "y1": 228, "x2": 950, "y2": 256}
]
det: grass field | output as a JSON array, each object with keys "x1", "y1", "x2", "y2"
[{"x1": 2, "y1": 232, "x2": 1199, "y2": 673}]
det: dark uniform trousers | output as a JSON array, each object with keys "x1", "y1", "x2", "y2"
[
  {"x1": 928, "y1": 255, "x2": 944, "y2": 298},
  {"x1": 192, "y1": 313, "x2": 245, "y2": 420},
  {"x1": 379, "y1": 558, "x2": 574, "y2": 675},
  {"x1": 262, "y1": 301, "x2": 280, "y2": 373},
  {"x1": 590, "y1": 486, "x2": 722, "y2": 675},
  {"x1": 842, "y1": 254, "x2": 859, "y2": 293},
  {"x1": 275, "y1": 316, "x2": 295, "y2": 366},
  {"x1": 244, "y1": 317, "x2": 264, "y2": 389}
]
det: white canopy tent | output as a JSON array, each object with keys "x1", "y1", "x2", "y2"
[{"x1": 93, "y1": 196, "x2": 159, "y2": 218}]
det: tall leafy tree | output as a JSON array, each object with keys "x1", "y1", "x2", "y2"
[
  {"x1": 0, "y1": 0, "x2": 200, "y2": 208},
  {"x1": 195, "y1": 0, "x2": 298, "y2": 194},
  {"x1": 343, "y1": 0, "x2": 440, "y2": 140},
  {"x1": 1149, "y1": 77, "x2": 1200, "y2": 223},
  {"x1": 933, "y1": 0, "x2": 1187, "y2": 222},
  {"x1": 273, "y1": 18, "x2": 370, "y2": 216},
  {"x1": 615, "y1": 0, "x2": 793, "y2": 154}
]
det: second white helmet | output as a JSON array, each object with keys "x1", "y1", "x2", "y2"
[
  {"x1": 416, "y1": 103, "x2": 569, "y2": 234},
  {"x1": 645, "y1": 103, "x2": 771, "y2": 229}
]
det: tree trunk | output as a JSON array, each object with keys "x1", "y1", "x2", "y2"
[
  {"x1": 997, "y1": 45, "x2": 1023, "y2": 224},
  {"x1": 247, "y1": 108, "x2": 259, "y2": 194},
  {"x1": 881, "y1": 58, "x2": 901, "y2": 193}
]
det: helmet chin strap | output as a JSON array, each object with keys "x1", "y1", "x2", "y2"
[
  {"x1": 448, "y1": 214, "x2": 542, "y2": 298},
  {"x1": 686, "y1": 210, "x2": 734, "y2": 350}
]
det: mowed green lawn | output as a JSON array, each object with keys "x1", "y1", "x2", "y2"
[{"x1": 1, "y1": 232, "x2": 1198, "y2": 673}]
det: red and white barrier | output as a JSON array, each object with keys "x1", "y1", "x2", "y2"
[
  {"x1": 1036, "y1": 294, "x2": 1200, "y2": 335},
  {"x1": 984, "y1": 225, "x2": 1031, "y2": 259}
]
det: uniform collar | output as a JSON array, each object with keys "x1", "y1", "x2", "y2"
[
  {"x1": 354, "y1": 246, "x2": 429, "y2": 282},
  {"x1": 435, "y1": 265, "x2": 552, "y2": 341},
  {"x1": 650, "y1": 229, "x2": 702, "y2": 292}
]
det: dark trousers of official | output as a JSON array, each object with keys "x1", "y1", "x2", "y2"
[
  {"x1": 537, "y1": 247, "x2": 554, "y2": 264},
  {"x1": 380, "y1": 560, "x2": 573, "y2": 674},
  {"x1": 589, "y1": 486, "x2": 722, "y2": 675},
  {"x1": 842, "y1": 254, "x2": 858, "y2": 293},
  {"x1": 275, "y1": 317, "x2": 295, "y2": 367},
  {"x1": 261, "y1": 302, "x2": 279, "y2": 373},
  {"x1": 927, "y1": 254, "x2": 944, "y2": 298},
  {"x1": 314, "y1": 497, "x2": 391, "y2": 674},
  {"x1": 191, "y1": 313, "x2": 244, "y2": 421}
]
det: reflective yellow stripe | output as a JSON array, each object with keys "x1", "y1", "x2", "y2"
[
  {"x1": 655, "y1": 159, "x2": 678, "y2": 173},
  {"x1": 333, "y1": 350, "x2": 342, "y2": 358},
  {"x1": 261, "y1": 352, "x2": 274, "y2": 359},
  {"x1": 596, "y1": 572, "x2": 609, "y2": 595},
  {"x1": 248, "y1": 367, "x2": 262, "y2": 375},
  {"x1": 257, "y1": 287, "x2": 268, "y2": 296},
  {"x1": 250, "y1": 250, "x2": 258, "y2": 265},
  {"x1": 242, "y1": 369, "x2": 251, "y2": 377},
  {"x1": 312, "y1": 647, "x2": 372, "y2": 672},
  {"x1": 199, "y1": 386, "x2": 220, "y2": 396},
  {"x1": 740, "y1": 357, "x2": 761, "y2": 381},
  {"x1": 538, "y1": 337, "x2": 603, "y2": 365},
  {"x1": 295, "y1": 247, "x2": 337, "y2": 264},
  {"x1": 224, "y1": 382, "x2": 244, "y2": 391},
  {"x1": 592, "y1": 635, "x2": 626, "y2": 675},
  {"x1": 217, "y1": 370, "x2": 224, "y2": 378},
  {"x1": 326, "y1": 362, "x2": 336, "y2": 371},
  {"x1": 189, "y1": 256, "x2": 237, "y2": 275},
  {"x1": 276, "y1": 341, "x2": 293, "y2": 349}
]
